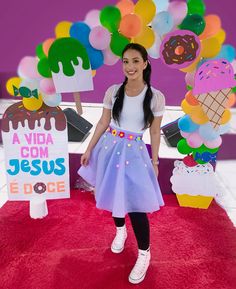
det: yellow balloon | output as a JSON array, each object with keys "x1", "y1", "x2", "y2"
[
  {"x1": 6, "y1": 77, "x2": 21, "y2": 96},
  {"x1": 181, "y1": 99, "x2": 194, "y2": 114},
  {"x1": 189, "y1": 106, "x2": 209, "y2": 124},
  {"x1": 55, "y1": 21, "x2": 72, "y2": 38},
  {"x1": 180, "y1": 54, "x2": 201, "y2": 73},
  {"x1": 23, "y1": 94, "x2": 43, "y2": 111},
  {"x1": 133, "y1": 26, "x2": 155, "y2": 49},
  {"x1": 134, "y1": 0, "x2": 156, "y2": 25},
  {"x1": 221, "y1": 109, "x2": 231, "y2": 124},
  {"x1": 215, "y1": 29, "x2": 226, "y2": 45},
  {"x1": 201, "y1": 37, "x2": 221, "y2": 58}
]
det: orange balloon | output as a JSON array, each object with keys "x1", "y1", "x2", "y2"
[
  {"x1": 199, "y1": 15, "x2": 221, "y2": 40},
  {"x1": 226, "y1": 93, "x2": 236, "y2": 108},
  {"x1": 43, "y1": 38, "x2": 55, "y2": 56},
  {"x1": 116, "y1": 0, "x2": 134, "y2": 17},
  {"x1": 185, "y1": 90, "x2": 199, "y2": 106},
  {"x1": 119, "y1": 14, "x2": 142, "y2": 38},
  {"x1": 221, "y1": 109, "x2": 231, "y2": 124},
  {"x1": 190, "y1": 106, "x2": 209, "y2": 124}
]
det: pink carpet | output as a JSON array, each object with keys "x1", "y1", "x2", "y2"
[{"x1": 0, "y1": 190, "x2": 236, "y2": 289}]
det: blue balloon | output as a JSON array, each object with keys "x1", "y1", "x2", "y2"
[
  {"x1": 153, "y1": 0, "x2": 169, "y2": 12},
  {"x1": 199, "y1": 123, "x2": 219, "y2": 141},
  {"x1": 178, "y1": 115, "x2": 199, "y2": 133},
  {"x1": 218, "y1": 123, "x2": 231, "y2": 135},
  {"x1": 152, "y1": 11, "x2": 174, "y2": 36},
  {"x1": 87, "y1": 46, "x2": 104, "y2": 70},
  {"x1": 213, "y1": 45, "x2": 236, "y2": 62},
  {"x1": 70, "y1": 22, "x2": 91, "y2": 46}
]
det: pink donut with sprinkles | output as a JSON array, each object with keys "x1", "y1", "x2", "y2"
[{"x1": 160, "y1": 30, "x2": 201, "y2": 69}]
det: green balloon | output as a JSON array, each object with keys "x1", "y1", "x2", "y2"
[
  {"x1": 100, "y1": 6, "x2": 121, "y2": 33},
  {"x1": 232, "y1": 87, "x2": 236, "y2": 93},
  {"x1": 187, "y1": 0, "x2": 206, "y2": 16},
  {"x1": 177, "y1": 138, "x2": 193, "y2": 155},
  {"x1": 110, "y1": 32, "x2": 130, "y2": 57},
  {"x1": 36, "y1": 43, "x2": 46, "y2": 59},
  {"x1": 37, "y1": 57, "x2": 52, "y2": 78},
  {"x1": 192, "y1": 144, "x2": 219, "y2": 154},
  {"x1": 179, "y1": 14, "x2": 206, "y2": 35}
]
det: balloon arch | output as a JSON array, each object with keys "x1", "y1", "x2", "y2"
[{"x1": 5, "y1": 0, "x2": 236, "y2": 206}]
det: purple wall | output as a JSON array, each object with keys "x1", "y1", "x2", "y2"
[{"x1": 0, "y1": 0, "x2": 235, "y2": 105}]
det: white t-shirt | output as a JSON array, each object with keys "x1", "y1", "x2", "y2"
[{"x1": 103, "y1": 84, "x2": 165, "y2": 133}]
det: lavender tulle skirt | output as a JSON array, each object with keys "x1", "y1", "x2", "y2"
[{"x1": 78, "y1": 126, "x2": 164, "y2": 217}]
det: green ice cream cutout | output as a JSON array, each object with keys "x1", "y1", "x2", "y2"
[{"x1": 48, "y1": 37, "x2": 90, "y2": 77}]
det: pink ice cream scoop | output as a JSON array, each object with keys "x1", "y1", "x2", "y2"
[{"x1": 193, "y1": 59, "x2": 236, "y2": 95}]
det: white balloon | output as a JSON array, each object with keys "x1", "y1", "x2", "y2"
[
  {"x1": 84, "y1": 10, "x2": 101, "y2": 28},
  {"x1": 20, "y1": 78, "x2": 40, "y2": 91},
  {"x1": 42, "y1": 93, "x2": 62, "y2": 107},
  {"x1": 147, "y1": 33, "x2": 162, "y2": 59}
]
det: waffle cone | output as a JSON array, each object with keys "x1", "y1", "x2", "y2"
[{"x1": 195, "y1": 88, "x2": 231, "y2": 129}]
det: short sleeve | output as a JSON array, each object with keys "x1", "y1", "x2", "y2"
[
  {"x1": 103, "y1": 85, "x2": 117, "y2": 109},
  {"x1": 151, "y1": 89, "x2": 165, "y2": 117}
]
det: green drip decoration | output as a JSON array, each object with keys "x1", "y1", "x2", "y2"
[{"x1": 48, "y1": 37, "x2": 90, "y2": 77}]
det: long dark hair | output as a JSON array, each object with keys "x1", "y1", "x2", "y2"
[{"x1": 112, "y1": 43, "x2": 154, "y2": 129}]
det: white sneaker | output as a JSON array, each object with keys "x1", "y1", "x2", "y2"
[
  {"x1": 111, "y1": 225, "x2": 127, "y2": 253},
  {"x1": 128, "y1": 248, "x2": 151, "y2": 284}
]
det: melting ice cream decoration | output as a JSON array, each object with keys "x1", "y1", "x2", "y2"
[
  {"x1": 48, "y1": 37, "x2": 94, "y2": 93},
  {"x1": 192, "y1": 59, "x2": 236, "y2": 129}
]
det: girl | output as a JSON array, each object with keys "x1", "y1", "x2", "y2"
[{"x1": 78, "y1": 43, "x2": 165, "y2": 284}]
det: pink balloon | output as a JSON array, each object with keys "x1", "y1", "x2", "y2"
[
  {"x1": 102, "y1": 48, "x2": 119, "y2": 66},
  {"x1": 39, "y1": 78, "x2": 56, "y2": 95},
  {"x1": 231, "y1": 59, "x2": 236, "y2": 73},
  {"x1": 89, "y1": 26, "x2": 111, "y2": 50},
  {"x1": 187, "y1": 132, "x2": 203, "y2": 148},
  {"x1": 18, "y1": 56, "x2": 41, "y2": 79},
  {"x1": 180, "y1": 130, "x2": 190, "y2": 138},
  {"x1": 84, "y1": 10, "x2": 101, "y2": 28},
  {"x1": 168, "y1": 1, "x2": 187, "y2": 26},
  {"x1": 204, "y1": 136, "x2": 222, "y2": 149},
  {"x1": 185, "y1": 71, "x2": 196, "y2": 87}
]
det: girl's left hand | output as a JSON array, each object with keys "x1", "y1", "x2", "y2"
[{"x1": 152, "y1": 164, "x2": 159, "y2": 177}]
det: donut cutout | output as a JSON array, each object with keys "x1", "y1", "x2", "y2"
[
  {"x1": 160, "y1": 30, "x2": 201, "y2": 69},
  {"x1": 34, "y1": 182, "x2": 47, "y2": 194}
]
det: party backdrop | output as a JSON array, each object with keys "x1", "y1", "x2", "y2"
[{"x1": 0, "y1": 0, "x2": 235, "y2": 105}]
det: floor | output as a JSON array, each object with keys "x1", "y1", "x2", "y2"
[{"x1": 0, "y1": 99, "x2": 236, "y2": 226}]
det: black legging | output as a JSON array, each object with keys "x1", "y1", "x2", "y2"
[{"x1": 113, "y1": 213, "x2": 150, "y2": 250}]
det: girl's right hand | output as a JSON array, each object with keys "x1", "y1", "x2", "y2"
[{"x1": 80, "y1": 150, "x2": 91, "y2": 166}]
